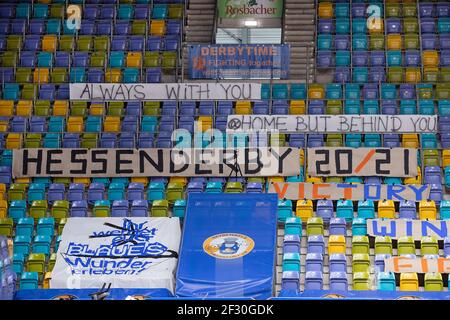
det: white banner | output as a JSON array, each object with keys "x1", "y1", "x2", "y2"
[
  {"x1": 70, "y1": 83, "x2": 261, "y2": 101},
  {"x1": 13, "y1": 147, "x2": 300, "y2": 177},
  {"x1": 367, "y1": 219, "x2": 450, "y2": 240},
  {"x1": 50, "y1": 218, "x2": 181, "y2": 292},
  {"x1": 226, "y1": 115, "x2": 438, "y2": 133},
  {"x1": 384, "y1": 257, "x2": 450, "y2": 273},
  {"x1": 307, "y1": 148, "x2": 417, "y2": 177},
  {"x1": 268, "y1": 182, "x2": 430, "y2": 201}
]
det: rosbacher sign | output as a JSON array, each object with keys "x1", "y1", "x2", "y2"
[{"x1": 218, "y1": 0, "x2": 283, "y2": 19}]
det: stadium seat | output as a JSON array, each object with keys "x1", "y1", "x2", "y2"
[{"x1": 400, "y1": 273, "x2": 419, "y2": 291}]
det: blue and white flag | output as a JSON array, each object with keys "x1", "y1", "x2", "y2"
[{"x1": 51, "y1": 218, "x2": 181, "y2": 293}]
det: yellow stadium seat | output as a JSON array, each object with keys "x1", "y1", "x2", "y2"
[
  {"x1": 42, "y1": 35, "x2": 57, "y2": 52},
  {"x1": 72, "y1": 178, "x2": 90, "y2": 186},
  {"x1": 368, "y1": 18, "x2": 384, "y2": 34},
  {"x1": 387, "y1": 34, "x2": 402, "y2": 50},
  {"x1": 423, "y1": 51, "x2": 439, "y2": 68},
  {"x1": 308, "y1": 85, "x2": 324, "y2": 99},
  {"x1": 443, "y1": 150, "x2": 450, "y2": 167},
  {"x1": 33, "y1": 68, "x2": 49, "y2": 83},
  {"x1": 328, "y1": 235, "x2": 346, "y2": 254},
  {"x1": 235, "y1": 101, "x2": 252, "y2": 114},
  {"x1": 289, "y1": 100, "x2": 305, "y2": 114},
  {"x1": 0, "y1": 200, "x2": 7, "y2": 218},
  {"x1": 295, "y1": 199, "x2": 313, "y2": 222},
  {"x1": 402, "y1": 134, "x2": 419, "y2": 148},
  {"x1": 0, "y1": 119, "x2": 8, "y2": 132},
  {"x1": 404, "y1": 167, "x2": 421, "y2": 185},
  {"x1": 131, "y1": 177, "x2": 149, "y2": 187},
  {"x1": 15, "y1": 178, "x2": 30, "y2": 184},
  {"x1": 0, "y1": 184, "x2": 6, "y2": 201},
  {"x1": 405, "y1": 68, "x2": 421, "y2": 83},
  {"x1": 299, "y1": 149, "x2": 304, "y2": 166},
  {"x1": 318, "y1": 2, "x2": 333, "y2": 18},
  {"x1": 169, "y1": 177, "x2": 187, "y2": 186},
  {"x1": 197, "y1": 116, "x2": 212, "y2": 132},
  {"x1": 6, "y1": 133, "x2": 22, "y2": 149},
  {"x1": 400, "y1": 273, "x2": 419, "y2": 291},
  {"x1": 0, "y1": 101, "x2": 14, "y2": 116},
  {"x1": 16, "y1": 100, "x2": 33, "y2": 116},
  {"x1": 104, "y1": 116, "x2": 121, "y2": 132},
  {"x1": 306, "y1": 175, "x2": 323, "y2": 183},
  {"x1": 89, "y1": 103, "x2": 104, "y2": 116},
  {"x1": 43, "y1": 272, "x2": 51, "y2": 289},
  {"x1": 378, "y1": 200, "x2": 396, "y2": 219},
  {"x1": 53, "y1": 100, "x2": 68, "y2": 116},
  {"x1": 268, "y1": 176, "x2": 284, "y2": 185},
  {"x1": 67, "y1": 116, "x2": 84, "y2": 132},
  {"x1": 105, "y1": 69, "x2": 122, "y2": 83},
  {"x1": 150, "y1": 20, "x2": 166, "y2": 36},
  {"x1": 419, "y1": 200, "x2": 437, "y2": 220},
  {"x1": 126, "y1": 52, "x2": 142, "y2": 68}
]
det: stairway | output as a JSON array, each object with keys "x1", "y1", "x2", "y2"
[
  {"x1": 283, "y1": 0, "x2": 316, "y2": 82},
  {"x1": 182, "y1": 0, "x2": 216, "y2": 80}
]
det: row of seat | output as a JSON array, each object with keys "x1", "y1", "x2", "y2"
[
  {"x1": 0, "y1": 235, "x2": 16, "y2": 299},
  {"x1": 0, "y1": 20, "x2": 181, "y2": 43},
  {"x1": 0, "y1": 3, "x2": 183, "y2": 20},
  {"x1": 318, "y1": 17, "x2": 450, "y2": 34},
  {"x1": 282, "y1": 271, "x2": 447, "y2": 291},
  {"x1": 318, "y1": 2, "x2": 450, "y2": 19},
  {"x1": 318, "y1": 34, "x2": 450, "y2": 51},
  {"x1": 285, "y1": 197, "x2": 445, "y2": 223},
  {"x1": 0, "y1": 199, "x2": 183, "y2": 233},
  {"x1": 318, "y1": 50, "x2": 450, "y2": 68},
  {"x1": 0, "y1": 66, "x2": 170, "y2": 84}
]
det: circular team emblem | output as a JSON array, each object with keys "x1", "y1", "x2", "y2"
[{"x1": 203, "y1": 233, "x2": 255, "y2": 259}]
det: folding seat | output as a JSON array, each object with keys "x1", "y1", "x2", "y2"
[
  {"x1": 374, "y1": 236, "x2": 393, "y2": 255},
  {"x1": 402, "y1": 134, "x2": 419, "y2": 148},
  {"x1": 418, "y1": 200, "x2": 437, "y2": 220},
  {"x1": 307, "y1": 235, "x2": 324, "y2": 254},
  {"x1": 424, "y1": 166, "x2": 441, "y2": 184},
  {"x1": 282, "y1": 234, "x2": 300, "y2": 255},
  {"x1": 69, "y1": 200, "x2": 87, "y2": 218},
  {"x1": 352, "y1": 253, "x2": 370, "y2": 273},
  {"x1": 99, "y1": 132, "x2": 116, "y2": 147},
  {"x1": 387, "y1": 18, "x2": 402, "y2": 34},
  {"x1": 150, "y1": 199, "x2": 169, "y2": 217},
  {"x1": 282, "y1": 252, "x2": 301, "y2": 272},
  {"x1": 327, "y1": 235, "x2": 346, "y2": 255},
  {"x1": 387, "y1": 51, "x2": 402, "y2": 67},
  {"x1": 134, "y1": 4, "x2": 149, "y2": 19},
  {"x1": 27, "y1": 183, "x2": 45, "y2": 204},
  {"x1": 111, "y1": 200, "x2": 128, "y2": 218},
  {"x1": 295, "y1": 199, "x2": 313, "y2": 222},
  {"x1": 326, "y1": 218, "x2": 345, "y2": 236},
  {"x1": 281, "y1": 271, "x2": 300, "y2": 291},
  {"x1": 400, "y1": 273, "x2": 419, "y2": 291},
  {"x1": 318, "y1": 18, "x2": 333, "y2": 34},
  {"x1": 305, "y1": 253, "x2": 323, "y2": 273},
  {"x1": 364, "y1": 133, "x2": 381, "y2": 147},
  {"x1": 336, "y1": 199, "x2": 353, "y2": 221},
  {"x1": 377, "y1": 272, "x2": 396, "y2": 291},
  {"x1": 8, "y1": 183, "x2": 27, "y2": 202},
  {"x1": 8, "y1": 200, "x2": 26, "y2": 223},
  {"x1": 29, "y1": 200, "x2": 48, "y2": 222},
  {"x1": 0, "y1": 218, "x2": 13, "y2": 237},
  {"x1": 107, "y1": 183, "x2": 125, "y2": 201},
  {"x1": 377, "y1": 200, "x2": 395, "y2": 219},
  {"x1": 327, "y1": 253, "x2": 346, "y2": 275},
  {"x1": 51, "y1": 200, "x2": 69, "y2": 224},
  {"x1": 356, "y1": 200, "x2": 374, "y2": 219},
  {"x1": 36, "y1": 217, "x2": 54, "y2": 237},
  {"x1": 67, "y1": 183, "x2": 85, "y2": 203},
  {"x1": 87, "y1": 68, "x2": 104, "y2": 83},
  {"x1": 47, "y1": 183, "x2": 65, "y2": 204},
  {"x1": 438, "y1": 18, "x2": 450, "y2": 34},
  {"x1": 70, "y1": 52, "x2": 89, "y2": 67},
  {"x1": 423, "y1": 273, "x2": 443, "y2": 292},
  {"x1": 404, "y1": 35, "x2": 419, "y2": 52},
  {"x1": 352, "y1": 272, "x2": 370, "y2": 291},
  {"x1": 421, "y1": 236, "x2": 439, "y2": 256},
  {"x1": 352, "y1": 236, "x2": 369, "y2": 255},
  {"x1": 93, "y1": 200, "x2": 111, "y2": 218},
  {"x1": 20, "y1": 272, "x2": 38, "y2": 290},
  {"x1": 304, "y1": 271, "x2": 323, "y2": 290}
]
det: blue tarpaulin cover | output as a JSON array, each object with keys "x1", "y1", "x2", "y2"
[{"x1": 175, "y1": 193, "x2": 278, "y2": 299}]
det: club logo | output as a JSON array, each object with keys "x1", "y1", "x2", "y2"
[{"x1": 203, "y1": 233, "x2": 255, "y2": 259}]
